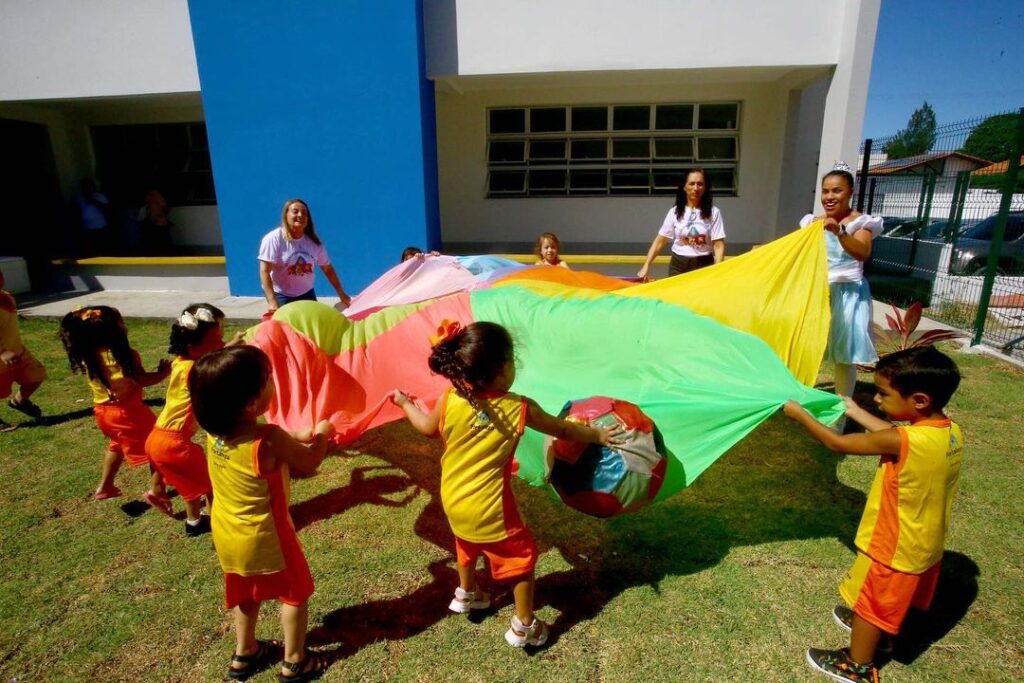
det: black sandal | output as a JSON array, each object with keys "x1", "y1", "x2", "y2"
[
  {"x1": 227, "y1": 639, "x2": 283, "y2": 681},
  {"x1": 277, "y1": 651, "x2": 331, "y2": 682}
]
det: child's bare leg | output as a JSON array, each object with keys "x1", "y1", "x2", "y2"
[
  {"x1": 97, "y1": 448, "x2": 123, "y2": 493},
  {"x1": 849, "y1": 614, "x2": 883, "y2": 664},
  {"x1": 511, "y1": 572, "x2": 537, "y2": 627},
  {"x1": 457, "y1": 561, "x2": 478, "y2": 593},
  {"x1": 231, "y1": 600, "x2": 260, "y2": 669},
  {"x1": 149, "y1": 467, "x2": 167, "y2": 497},
  {"x1": 184, "y1": 497, "x2": 203, "y2": 522},
  {"x1": 280, "y1": 602, "x2": 309, "y2": 665}
]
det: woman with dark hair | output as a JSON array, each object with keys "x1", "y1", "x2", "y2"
[
  {"x1": 257, "y1": 198, "x2": 351, "y2": 313},
  {"x1": 638, "y1": 168, "x2": 726, "y2": 281}
]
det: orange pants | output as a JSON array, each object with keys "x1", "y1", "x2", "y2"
[
  {"x1": 840, "y1": 552, "x2": 940, "y2": 634},
  {"x1": 455, "y1": 528, "x2": 538, "y2": 581},
  {"x1": 145, "y1": 427, "x2": 212, "y2": 501},
  {"x1": 93, "y1": 399, "x2": 156, "y2": 467}
]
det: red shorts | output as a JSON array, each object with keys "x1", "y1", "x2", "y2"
[
  {"x1": 145, "y1": 427, "x2": 212, "y2": 502},
  {"x1": 224, "y1": 563, "x2": 315, "y2": 609},
  {"x1": 93, "y1": 399, "x2": 156, "y2": 467},
  {"x1": 839, "y1": 552, "x2": 940, "y2": 634},
  {"x1": 0, "y1": 350, "x2": 47, "y2": 399},
  {"x1": 454, "y1": 528, "x2": 538, "y2": 581}
]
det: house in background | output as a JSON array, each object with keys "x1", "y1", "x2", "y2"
[{"x1": 0, "y1": 0, "x2": 882, "y2": 296}]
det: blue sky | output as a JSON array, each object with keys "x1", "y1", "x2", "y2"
[{"x1": 863, "y1": 0, "x2": 1023, "y2": 139}]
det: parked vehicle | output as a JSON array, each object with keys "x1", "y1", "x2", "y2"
[{"x1": 948, "y1": 212, "x2": 1024, "y2": 275}]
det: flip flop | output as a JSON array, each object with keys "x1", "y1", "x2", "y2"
[
  {"x1": 0, "y1": 419, "x2": 18, "y2": 433},
  {"x1": 142, "y1": 491, "x2": 174, "y2": 517},
  {"x1": 94, "y1": 486, "x2": 122, "y2": 501},
  {"x1": 8, "y1": 398, "x2": 42, "y2": 419}
]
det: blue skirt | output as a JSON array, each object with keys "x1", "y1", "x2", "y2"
[{"x1": 827, "y1": 280, "x2": 877, "y2": 365}]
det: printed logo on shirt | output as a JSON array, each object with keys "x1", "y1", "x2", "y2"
[
  {"x1": 675, "y1": 211, "x2": 709, "y2": 249},
  {"x1": 286, "y1": 252, "x2": 316, "y2": 277},
  {"x1": 210, "y1": 438, "x2": 230, "y2": 466}
]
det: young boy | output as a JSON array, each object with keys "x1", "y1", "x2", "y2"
[
  {"x1": 0, "y1": 269, "x2": 47, "y2": 431},
  {"x1": 784, "y1": 346, "x2": 963, "y2": 682}
]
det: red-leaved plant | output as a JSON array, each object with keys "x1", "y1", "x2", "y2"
[{"x1": 871, "y1": 301, "x2": 967, "y2": 358}]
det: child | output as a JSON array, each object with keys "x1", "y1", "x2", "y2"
[
  {"x1": 59, "y1": 306, "x2": 171, "y2": 503},
  {"x1": 0, "y1": 269, "x2": 47, "y2": 432},
  {"x1": 534, "y1": 232, "x2": 570, "y2": 268},
  {"x1": 784, "y1": 346, "x2": 963, "y2": 682},
  {"x1": 144, "y1": 304, "x2": 225, "y2": 537},
  {"x1": 391, "y1": 320, "x2": 620, "y2": 647},
  {"x1": 189, "y1": 345, "x2": 333, "y2": 681}
]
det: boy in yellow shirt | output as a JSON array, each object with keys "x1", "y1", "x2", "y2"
[{"x1": 0, "y1": 269, "x2": 46, "y2": 431}]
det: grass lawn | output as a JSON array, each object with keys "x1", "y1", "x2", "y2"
[{"x1": 1, "y1": 317, "x2": 1022, "y2": 682}]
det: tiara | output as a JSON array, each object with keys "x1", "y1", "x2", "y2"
[{"x1": 832, "y1": 161, "x2": 853, "y2": 174}]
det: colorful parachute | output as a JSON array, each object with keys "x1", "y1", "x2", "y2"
[{"x1": 248, "y1": 224, "x2": 843, "y2": 503}]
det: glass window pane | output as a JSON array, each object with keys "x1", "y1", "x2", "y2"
[
  {"x1": 529, "y1": 139, "x2": 567, "y2": 161},
  {"x1": 490, "y1": 109, "x2": 525, "y2": 134},
  {"x1": 654, "y1": 138, "x2": 693, "y2": 159},
  {"x1": 530, "y1": 107, "x2": 566, "y2": 133},
  {"x1": 698, "y1": 103, "x2": 739, "y2": 129},
  {"x1": 655, "y1": 105, "x2": 694, "y2": 130},
  {"x1": 612, "y1": 138, "x2": 650, "y2": 159},
  {"x1": 610, "y1": 170, "x2": 650, "y2": 188},
  {"x1": 705, "y1": 169, "x2": 736, "y2": 193},
  {"x1": 613, "y1": 106, "x2": 650, "y2": 130},
  {"x1": 489, "y1": 140, "x2": 526, "y2": 163},
  {"x1": 187, "y1": 149, "x2": 211, "y2": 172},
  {"x1": 653, "y1": 170, "x2": 686, "y2": 189},
  {"x1": 570, "y1": 139, "x2": 607, "y2": 160},
  {"x1": 569, "y1": 170, "x2": 607, "y2": 192},
  {"x1": 489, "y1": 170, "x2": 526, "y2": 193},
  {"x1": 528, "y1": 170, "x2": 566, "y2": 192},
  {"x1": 190, "y1": 123, "x2": 209, "y2": 149},
  {"x1": 697, "y1": 137, "x2": 737, "y2": 160},
  {"x1": 571, "y1": 107, "x2": 607, "y2": 131}
]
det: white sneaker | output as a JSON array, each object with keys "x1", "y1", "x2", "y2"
[
  {"x1": 448, "y1": 586, "x2": 490, "y2": 614},
  {"x1": 504, "y1": 615, "x2": 548, "y2": 647}
]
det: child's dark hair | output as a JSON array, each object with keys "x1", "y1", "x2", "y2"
[
  {"x1": 534, "y1": 232, "x2": 561, "y2": 258},
  {"x1": 59, "y1": 306, "x2": 137, "y2": 389},
  {"x1": 428, "y1": 322, "x2": 513, "y2": 399},
  {"x1": 875, "y1": 346, "x2": 961, "y2": 411},
  {"x1": 401, "y1": 246, "x2": 422, "y2": 262},
  {"x1": 168, "y1": 303, "x2": 225, "y2": 356},
  {"x1": 188, "y1": 346, "x2": 271, "y2": 439}
]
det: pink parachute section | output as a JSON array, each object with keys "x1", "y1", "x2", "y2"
[
  {"x1": 250, "y1": 294, "x2": 474, "y2": 443},
  {"x1": 343, "y1": 255, "x2": 484, "y2": 320}
]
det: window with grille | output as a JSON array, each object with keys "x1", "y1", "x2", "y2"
[{"x1": 485, "y1": 103, "x2": 739, "y2": 198}]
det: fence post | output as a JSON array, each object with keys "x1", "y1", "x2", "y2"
[
  {"x1": 947, "y1": 170, "x2": 970, "y2": 242},
  {"x1": 908, "y1": 171, "x2": 937, "y2": 270},
  {"x1": 867, "y1": 178, "x2": 877, "y2": 214},
  {"x1": 971, "y1": 107, "x2": 1024, "y2": 346},
  {"x1": 857, "y1": 139, "x2": 872, "y2": 211}
]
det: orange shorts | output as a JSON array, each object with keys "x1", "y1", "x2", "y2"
[
  {"x1": 145, "y1": 427, "x2": 212, "y2": 501},
  {"x1": 93, "y1": 399, "x2": 156, "y2": 467},
  {"x1": 0, "y1": 350, "x2": 47, "y2": 400},
  {"x1": 454, "y1": 528, "x2": 538, "y2": 581},
  {"x1": 224, "y1": 562, "x2": 315, "y2": 609},
  {"x1": 839, "y1": 552, "x2": 940, "y2": 634}
]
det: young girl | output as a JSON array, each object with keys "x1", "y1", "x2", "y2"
[
  {"x1": 189, "y1": 345, "x2": 333, "y2": 681},
  {"x1": 60, "y1": 306, "x2": 171, "y2": 503},
  {"x1": 534, "y1": 232, "x2": 570, "y2": 268},
  {"x1": 144, "y1": 304, "x2": 226, "y2": 536},
  {"x1": 391, "y1": 321, "x2": 620, "y2": 648}
]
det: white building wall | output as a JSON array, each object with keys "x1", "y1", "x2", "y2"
[
  {"x1": 426, "y1": 0, "x2": 842, "y2": 77},
  {"x1": 435, "y1": 75, "x2": 806, "y2": 249},
  {"x1": 0, "y1": 0, "x2": 199, "y2": 101}
]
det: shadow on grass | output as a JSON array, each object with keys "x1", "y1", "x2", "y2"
[{"x1": 11, "y1": 396, "x2": 165, "y2": 429}]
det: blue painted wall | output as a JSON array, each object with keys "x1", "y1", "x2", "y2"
[{"x1": 188, "y1": 1, "x2": 440, "y2": 296}]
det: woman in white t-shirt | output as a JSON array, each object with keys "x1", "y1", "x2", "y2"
[
  {"x1": 800, "y1": 165, "x2": 884, "y2": 402},
  {"x1": 257, "y1": 199, "x2": 351, "y2": 313},
  {"x1": 638, "y1": 169, "x2": 726, "y2": 281}
]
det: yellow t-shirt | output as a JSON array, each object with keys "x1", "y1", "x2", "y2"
[
  {"x1": 206, "y1": 429, "x2": 290, "y2": 576},
  {"x1": 155, "y1": 357, "x2": 196, "y2": 433},
  {"x1": 0, "y1": 292, "x2": 24, "y2": 356},
  {"x1": 855, "y1": 419, "x2": 964, "y2": 573},
  {"x1": 87, "y1": 350, "x2": 140, "y2": 405},
  {"x1": 438, "y1": 389, "x2": 527, "y2": 543}
]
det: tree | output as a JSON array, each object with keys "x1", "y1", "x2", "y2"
[
  {"x1": 883, "y1": 101, "x2": 937, "y2": 160},
  {"x1": 960, "y1": 112, "x2": 1018, "y2": 163}
]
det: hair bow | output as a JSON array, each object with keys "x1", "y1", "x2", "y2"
[
  {"x1": 178, "y1": 311, "x2": 199, "y2": 330},
  {"x1": 429, "y1": 319, "x2": 462, "y2": 347},
  {"x1": 72, "y1": 306, "x2": 101, "y2": 321}
]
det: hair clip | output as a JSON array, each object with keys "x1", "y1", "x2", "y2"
[
  {"x1": 72, "y1": 306, "x2": 101, "y2": 321},
  {"x1": 429, "y1": 319, "x2": 462, "y2": 347},
  {"x1": 194, "y1": 307, "x2": 216, "y2": 323},
  {"x1": 179, "y1": 311, "x2": 199, "y2": 330},
  {"x1": 832, "y1": 161, "x2": 853, "y2": 173}
]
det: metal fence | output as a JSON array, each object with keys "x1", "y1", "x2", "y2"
[{"x1": 858, "y1": 108, "x2": 1024, "y2": 359}]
